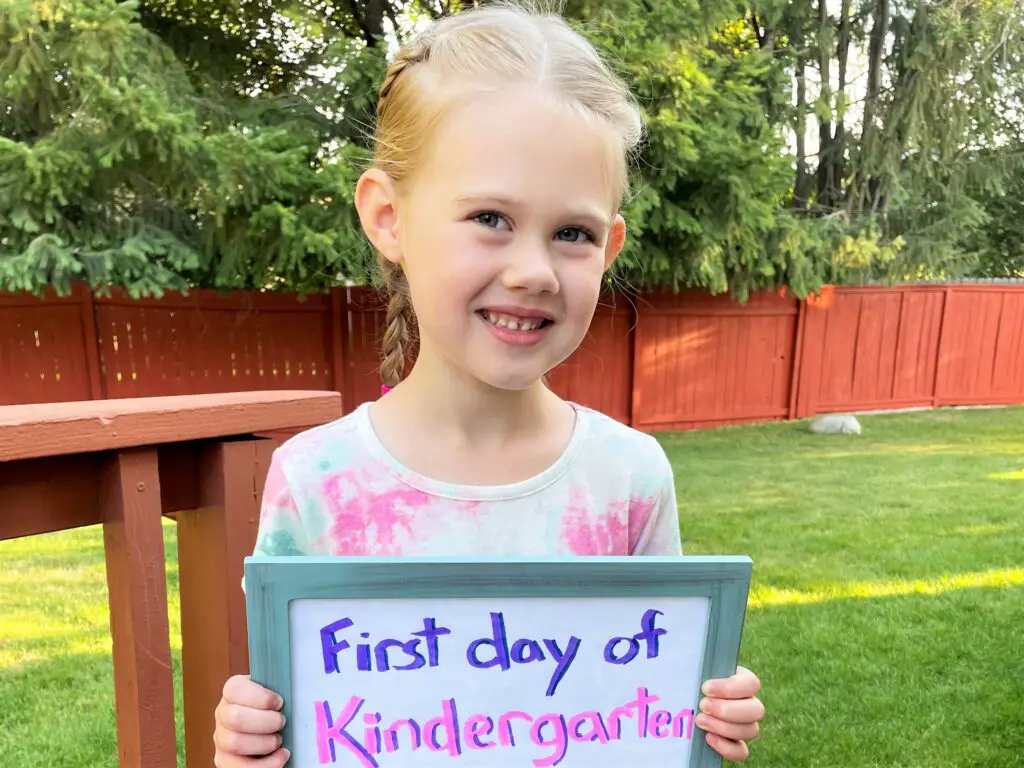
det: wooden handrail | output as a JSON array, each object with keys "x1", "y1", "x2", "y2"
[
  {"x1": 0, "y1": 390, "x2": 341, "y2": 461},
  {"x1": 0, "y1": 391, "x2": 344, "y2": 768}
]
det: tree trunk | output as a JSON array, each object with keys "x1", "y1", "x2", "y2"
[
  {"x1": 816, "y1": 0, "x2": 835, "y2": 209},
  {"x1": 795, "y1": 57, "x2": 811, "y2": 208},
  {"x1": 347, "y1": 0, "x2": 386, "y2": 47},
  {"x1": 856, "y1": 0, "x2": 891, "y2": 213},
  {"x1": 833, "y1": 0, "x2": 851, "y2": 206}
]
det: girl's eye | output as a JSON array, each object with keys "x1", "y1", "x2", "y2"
[
  {"x1": 473, "y1": 212, "x2": 510, "y2": 230},
  {"x1": 555, "y1": 227, "x2": 593, "y2": 243}
]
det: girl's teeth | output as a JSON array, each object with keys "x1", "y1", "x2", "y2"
[{"x1": 483, "y1": 311, "x2": 543, "y2": 331}]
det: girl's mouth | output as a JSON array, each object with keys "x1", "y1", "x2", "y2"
[
  {"x1": 478, "y1": 310, "x2": 552, "y2": 332},
  {"x1": 476, "y1": 308, "x2": 555, "y2": 347}
]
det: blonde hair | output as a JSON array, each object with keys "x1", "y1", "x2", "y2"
[{"x1": 372, "y1": 1, "x2": 644, "y2": 387}]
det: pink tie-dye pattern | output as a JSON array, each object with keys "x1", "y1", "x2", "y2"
[
  {"x1": 255, "y1": 402, "x2": 682, "y2": 560},
  {"x1": 627, "y1": 495, "x2": 658, "y2": 553},
  {"x1": 560, "y1": 488, "x2": 631, "y2": 555},
  {"x1": 320, "y1": 471, "x2": 431, "y2": 555},
  {"x1": 260, "y1": 455, "x2": 300, "y2": 523}
]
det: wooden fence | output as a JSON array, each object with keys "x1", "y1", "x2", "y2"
[{"x1": 2, "y1": 283, "x2": 1023, "y2": 427}]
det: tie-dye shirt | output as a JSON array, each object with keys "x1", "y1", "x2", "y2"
[{"x1": 252, "y1": 402, "x2": 682, "y2": 558}]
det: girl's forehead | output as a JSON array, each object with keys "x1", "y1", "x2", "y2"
[{"x1": 421, "y1": 87, "x2": 623, "y2": 209}]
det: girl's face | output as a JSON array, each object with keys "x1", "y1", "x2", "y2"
[{"x1": 358, "y1": 85, "x2": 626, "y2": 391}]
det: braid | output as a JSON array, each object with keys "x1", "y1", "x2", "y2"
[
  {"x1": 374, "y1": 41, "x2": 428, "y2": 389},
  {"x1": 379, "y1": 259, "x2": 415, "y2": 388},
  {"x1": 377, "y1": 40, "x2": 429, "y2": 116}
]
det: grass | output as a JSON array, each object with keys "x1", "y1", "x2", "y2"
[
  {"x1": 662, "y1": 407, "x2": 1024, "y2": 766},
  {"x1": 1, "y1": 407, "x2": 1022, "y2": 766}
]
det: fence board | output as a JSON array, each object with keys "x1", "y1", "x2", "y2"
[
  {"x1": 545, "y1": 301, "x2": 634, "y2": 424},
  {"x1": 0, "y1": 288, "x2": 95, "y2": 404},
  {"x1": 346, "y1": 287, "x2": 388, "y2": 410},
  {"x1": 793, "y1": 286, "x2": 946, "y2": 416},
  {"x1": 631, "y1": 291, "x2": 798, "y2": 431},
  {"x1": 94, "y1": 290, "x2": 332, "y2": 399},
  {"x1": 935, "y1": 287, "x2": 1024, "y2": 406}
]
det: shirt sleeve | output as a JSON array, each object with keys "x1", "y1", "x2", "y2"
[
  {"x1": 251, "y1": 448, "x2": 313, "y2": 557},
  {"x1": 631, "y1": 444, "x2": 684, "y2": 556}
]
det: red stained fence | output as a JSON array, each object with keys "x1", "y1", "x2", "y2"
[{"x1": 3, "y1": 283, "x2": 1023, "y2": 428}]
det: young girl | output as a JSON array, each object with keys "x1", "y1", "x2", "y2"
[{"x1": 213, "y1": 4, "x2": 765, "y2": 766}]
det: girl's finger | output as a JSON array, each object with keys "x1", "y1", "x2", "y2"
[
  {"x1": 214, "y1": 747, "x2": 291, "y2": 768},
  {"x1": 701, "y1": 667, "x2": 761, "y2": 699},
  {"x1": 223, "y1": 675, "x2": 284, "y2": 710},
  {"x1": 696, "y1": 713, "x2": 760, "y2": 743},
  {"x1": 705, "y1": 732, "x2": 750, "y2": 762},
  {"x1": 213, "y1": 729, "x2": 284, "y2": 758},
  {"x1": 216, "y1": 702, "x2": 287, "y2": 735},
  {"x1": 699, "y1": 695, "x2": 765, "y2": 725}
]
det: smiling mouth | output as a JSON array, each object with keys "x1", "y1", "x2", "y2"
[{"x1": 477, "y1": 310, "x2": 553, "y2": 332}]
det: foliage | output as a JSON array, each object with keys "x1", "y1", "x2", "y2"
[
  {"x1": 574, "y1": 1, "x2": 833, "y2": 299},
  {"x1": 754, "y1": 0, "x2": 1024, "y2": 283},
  {"x1": 965, "y1": 147, "x2": 1024, "y2": 279},
  {"x1": 2, "y1": 0, "x2": 1023, "y2": 297},
  {"x1": 0, "y1": 0, "x2": 368, "y2": 297}
]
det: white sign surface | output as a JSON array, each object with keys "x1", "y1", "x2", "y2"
[{"x1": 287, "y1": 596, "x2": 710, "y2": 767}]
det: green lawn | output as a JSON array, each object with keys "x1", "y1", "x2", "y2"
[{"x1": 1, "y1": 407, "x2": 1022, "y2": 766}]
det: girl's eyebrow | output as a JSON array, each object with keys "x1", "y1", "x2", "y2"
[{"x1": 454, "y1": 193, "x2": 611, "y2": 229}]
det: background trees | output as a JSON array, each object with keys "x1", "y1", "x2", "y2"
[{"x1": 2, "y1": 0, "x2": 1022, "y2": 298}]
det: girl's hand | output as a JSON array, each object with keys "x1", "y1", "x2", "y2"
[
  {"x1": 696, "y1": 666, "x2": 764, "y2": 762},
  {"x1": 214, "y1": 675, "x2": 290, "y2": 767}
]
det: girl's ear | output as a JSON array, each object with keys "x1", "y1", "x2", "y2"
[
  {"x1": 355, "y1": 168, "x2": 402, "y2": 264},
  {"x1": 604, "y1": 213, "x2": 627, "y2": 270}
]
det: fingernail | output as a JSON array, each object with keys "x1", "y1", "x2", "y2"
[
  {"x1": 281, "y1": 748, "x2": 291, "y2": 763},
  {"x1": 701, "y1": 681, "x2": 713, "y2": 696},
  {"x1": 699, "y1": 698, "x2": 710, "y2": 713},
  {"x1": 275, "y1": 695, "x2": 285, "y2": 709},
  {"x1": 695, "y1": 714, "x2": 710, "y2": 729}
]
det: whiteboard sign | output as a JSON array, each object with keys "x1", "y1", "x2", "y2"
[
  {"x1": 290, "y1": 596, "x2": 708, "y2": 766},
  {"x1": 245, "y1": 556, "x2": 751, "y2": 768}
]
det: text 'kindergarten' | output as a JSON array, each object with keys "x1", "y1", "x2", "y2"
[{"x1": 309, "y1": 608, "x2": 699, "y2": 767}]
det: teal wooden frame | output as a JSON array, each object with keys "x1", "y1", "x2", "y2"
[{"x1": 245, "y1": 555, "x2": 752, "y2": 767}]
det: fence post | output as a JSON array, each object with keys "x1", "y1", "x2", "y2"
[
  {"x1": 177, "y1": 439, "x2": 275, "y2": 768},
  {"x1": 101, "y1": 448, "x2": 177, "y2": 768},
  {"x1": 931, "y1": 286, "x2": 953, "y2": 407},
  {"x1": 78, "y1": 284, "x2": 105, "y2": 400},
  {"x1": 787, "y1": 298, "x2": 809, "y2": 420},
  {"x1": 329, "y1": 286, "x2": 353, "y2": 410},
  {"x1": 792, "y1": 300, "x2": 829, "y2": 419}
]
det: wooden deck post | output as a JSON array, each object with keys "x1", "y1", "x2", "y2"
[
  {"x1": 101, "y1": 448, "x2": 177, "y2": 768},
  {"x1": 177, "y1": 440, "x2": 275, "y2": 768}
]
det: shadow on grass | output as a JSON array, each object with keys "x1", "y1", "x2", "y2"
[
  {"x1": 742, "y1": 584, "x2": 1024, "y2": 768},
  {"x1": 0, "y1": 649, "x2": 187, "y2": 768}
]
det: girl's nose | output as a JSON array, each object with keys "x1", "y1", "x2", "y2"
[{"x1": 501, "y1": 242, "x2": 560, "y2": 295}]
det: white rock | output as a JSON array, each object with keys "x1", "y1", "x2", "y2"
[{"x1": 809, "y1": 414, "x2": 862, "y2": 435}]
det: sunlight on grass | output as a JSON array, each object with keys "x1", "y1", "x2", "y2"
[
  {"x1": 988, "y1": 468, "x2": 1024, "y2": 480},
  {"x1": 750, "y1": 567, "x2": 1024, "y2": 608},
  {"x1": 938, "y1": 522, "x2": 1015, "y2": 537}
]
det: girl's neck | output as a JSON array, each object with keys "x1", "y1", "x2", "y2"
[
  {"x1": 382, "y1": 353, "x2": 563, "y2": 446},
  {"x1": 366, "y1": 349, "x2": 579, "y2": 486}
]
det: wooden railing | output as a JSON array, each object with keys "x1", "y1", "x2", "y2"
[{"x1": 0, "y1": 391, "x2": 343, "y2": 767}]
